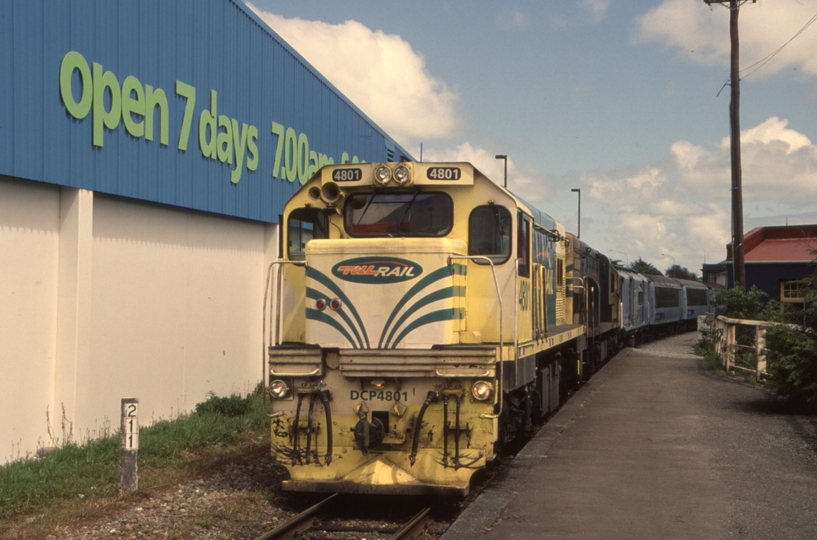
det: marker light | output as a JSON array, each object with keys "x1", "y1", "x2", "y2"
[
  {"x1": 315, "y1": 298, "x2": 327, "y2": 311},
  {"x1": 374, "y1": 165, "x2": 392, "y2": 185},
  {"x1": 472, "y1": 381, "x2": 494, "y2": 401},
  {"x1": 330, "y1": 298, "x2": 343, "y2": 310},
  {"x1": 269, "y1": 379, "x2": 290, "y2": 399},
  {"x1": 393, "y1": 165, "x2": 410, "y2": 185}
]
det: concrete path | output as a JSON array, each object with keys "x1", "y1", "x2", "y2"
[{"x1": 441, "y1": 333, "x2": 817, "y2": 539}]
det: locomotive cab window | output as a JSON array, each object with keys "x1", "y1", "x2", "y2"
[
  {"x1": 343, "y1": 191, "x2": 453, "y2": 237},
  {"x1": 288, "y1": 207, "x2": 328, "y2": 260},
  {"x1": 469, "y1": 205, "x2": 511, "y2": 264}
]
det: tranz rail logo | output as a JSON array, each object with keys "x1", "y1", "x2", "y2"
[{"x1": 331, "y1": 257, "x2": 423, "y2": 284}]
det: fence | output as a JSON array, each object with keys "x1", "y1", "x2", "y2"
[{"x1": 709, "y1": 315, "x2": 774, "y2": 381}]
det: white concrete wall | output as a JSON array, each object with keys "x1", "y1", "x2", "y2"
[
  {"x1": 1, "y1": 175, "x2": 279, "y2": 463},
  {"x1": 0, "y1": 177, "x2": 60, "y2": 461}
]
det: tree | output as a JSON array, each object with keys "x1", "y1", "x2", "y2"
[
  {"x1": 629, "y1": 257, "x2": 662, "y2": 276},
  {"x1": 665, "y1": 264, "x2": 699, "y2": 281}
]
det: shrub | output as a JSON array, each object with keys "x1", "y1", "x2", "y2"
[
  {"x1": 194, "y1": 391, "x2": 253, "y2": 418},
  {"x1": 765, "y1": 324, "x2": 817, "y2": 413}
]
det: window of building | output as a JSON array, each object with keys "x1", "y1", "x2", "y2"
[
  {"x1": 780, "y1": 280, "x2": 807, "y2": 311},
  {"x1": 468, "y1": 205, "x2": 511, "y2": 264}
]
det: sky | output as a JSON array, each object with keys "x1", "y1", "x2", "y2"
[{"x1": 246, "y1": 0, "x2": 817, "y2": 275}]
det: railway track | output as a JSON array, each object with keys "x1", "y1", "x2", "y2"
[{"x1": 256, "y1": 493, "x2": 439, "y2": 540}]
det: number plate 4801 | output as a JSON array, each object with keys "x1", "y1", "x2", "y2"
[{"x1": 351, "y1": 390, "x2": 409, "y2": 402}]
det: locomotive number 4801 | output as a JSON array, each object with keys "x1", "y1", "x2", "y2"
[
  {"x1": 332, "y1": 168, "x2": 362, "y2": 182},
  {"x1": 426, "y1": 167, "x2": 461, "y2": 180},
  {"x1": 350, "y1": 390, "x2": 409, "y2": 402}
]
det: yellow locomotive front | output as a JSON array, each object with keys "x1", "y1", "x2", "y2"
[{"x1": 264, "y1": 161, "x2": 557, "y2": 496}]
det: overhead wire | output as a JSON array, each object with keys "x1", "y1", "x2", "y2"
[
  {"x1": 714, "y1": 3, "x2": 817, "y2": 96},
  {"x1": 738, "y1": 7, "x2": 817, "y2": 80}
]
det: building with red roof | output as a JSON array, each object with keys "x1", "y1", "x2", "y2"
[{"x1": 724, "y1": 225, "x2": 817, "y2": 309}]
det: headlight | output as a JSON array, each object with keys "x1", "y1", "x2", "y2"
[
  {"x1": 374, "y1": 165, "x2": 392, "y2": 185},
  {"x1": 269, "y1": 379, "x2": 289, "y2": 399},
  {"x1": 472, "y1": 381, "x2": 494, "y2": 401},
  {"x1": 393, "y1": 165, "x2": 410, "y2": 185}
]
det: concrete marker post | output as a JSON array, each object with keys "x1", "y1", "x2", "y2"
[{"x1": 120, "y1": 397, "x2": 139, "y2": 495}]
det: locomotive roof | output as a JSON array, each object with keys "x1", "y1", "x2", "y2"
[
  {"x1": 644, "y1": 274, "x2": 683, "y2": 288},
  {"x1": 512, "y1": 193, "x2": 558, "y2": 231}
]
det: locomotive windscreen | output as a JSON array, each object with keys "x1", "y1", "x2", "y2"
[{"x1": 344, "y1": 191, "x2": 453, "y2": 237}]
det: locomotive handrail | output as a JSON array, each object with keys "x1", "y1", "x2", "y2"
[
  {"x1": 448, "y1": 255, "x2": 505, "y2": 419},
  {"x1": 262, "y1": 260, "x2": 307, "y2": 418},
  {"x1": 566, "y1": 276, "x2": 585, "y2": 291}
]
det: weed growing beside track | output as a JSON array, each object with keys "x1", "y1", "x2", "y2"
[{"x1": 0, "y1": 387, "x2": 270, "y2": 537}]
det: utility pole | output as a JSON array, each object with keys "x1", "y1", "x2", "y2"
[{"x1": 706, "y1": 0, "x2": 752, "y2": 288}]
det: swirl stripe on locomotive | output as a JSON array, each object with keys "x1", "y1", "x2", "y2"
[
  {"x1": 305, "y1": 266, "x2": 370, "y2": 347},
  {"x1": 264, "y1": 161, "x2": 718, "y2": 496},
  {"x1": 379, "y1": 264, "x2": 467, "y2": 348}
]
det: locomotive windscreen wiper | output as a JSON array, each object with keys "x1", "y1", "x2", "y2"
[
  {"x1": 355, "y1": 193, "x2": 377, "y2": 227},
  {"x1": 396, "y1": 189, "x2": 420, "y2": 230}
]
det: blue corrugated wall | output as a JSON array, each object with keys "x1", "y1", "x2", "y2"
[{"x1": 0, "y1": 0, "x2": 411, "y2": 223}]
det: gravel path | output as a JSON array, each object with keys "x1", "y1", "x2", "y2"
[{"x1": 605, "y1": 332, "x2": 817, "y2": 538}]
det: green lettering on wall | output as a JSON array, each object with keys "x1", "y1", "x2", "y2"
[
  {"x1": 92, "y1": 62, "x2": 121, "y2": 147},
  {"x1": 217, "y1": 114, "x2": 233, "y2": 164},
  {"x1": 231, "y1": 119, "x2": 248, "y2": 184},
  {"x1": 246, "y1": 126, "x2": 259, "y2": 172},
  {"x1": 175, "y1": 81, "x2": 196, "y2": 151},
  {"x1": 271, "y1": 121, "x2": 285, "y2": 179},
  {"x1": 199, "y1": 90, "x2": 218, "y2": 159},
  {"x1": 59, "y1": 51, "x2": 92, "y2": 119},
  {"x1": 145, "y1": 86, "x2": 168, "y2": 145},
  {"x1": 121, "y1": 76, "x2": 145, "y2": 138},
  {"x1": 284, "y1": 127, "x2": 297, "y2": 183},
  {"x1": 297, "y1": 132, "x2": 309, "y2": 185}
]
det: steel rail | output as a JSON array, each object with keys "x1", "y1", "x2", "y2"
[
  {"x1": 390, "y1": 506, "x2": 433, "y2": 540},
  {"x1": 254, "y1": 493, "x2": 338, "y2": 540}
]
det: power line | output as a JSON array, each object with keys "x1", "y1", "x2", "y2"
[{"x1": 739, "y1": 8, "x2": 817, "y2": 80}]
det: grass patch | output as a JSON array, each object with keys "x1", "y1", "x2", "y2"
[{"x1": 0, "y1": 388, "x2": 270, "y2": 537}]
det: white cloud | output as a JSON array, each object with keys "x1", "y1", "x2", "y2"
[
  {"x1": 247, "y1": 5, "x2": 459, "y2": 151},
  {"x1": 580, "y1": 116, "x2": 817, "y2": 271},
  {"x1": 636, "y1": 0, "x2": 817, "y2": 78},
  {"x1": 422, "y1": 142, "x2": 546, "y2": 198},
  {"x1": 723, "y1": 116, "x2": 812, "y2": 153}
]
